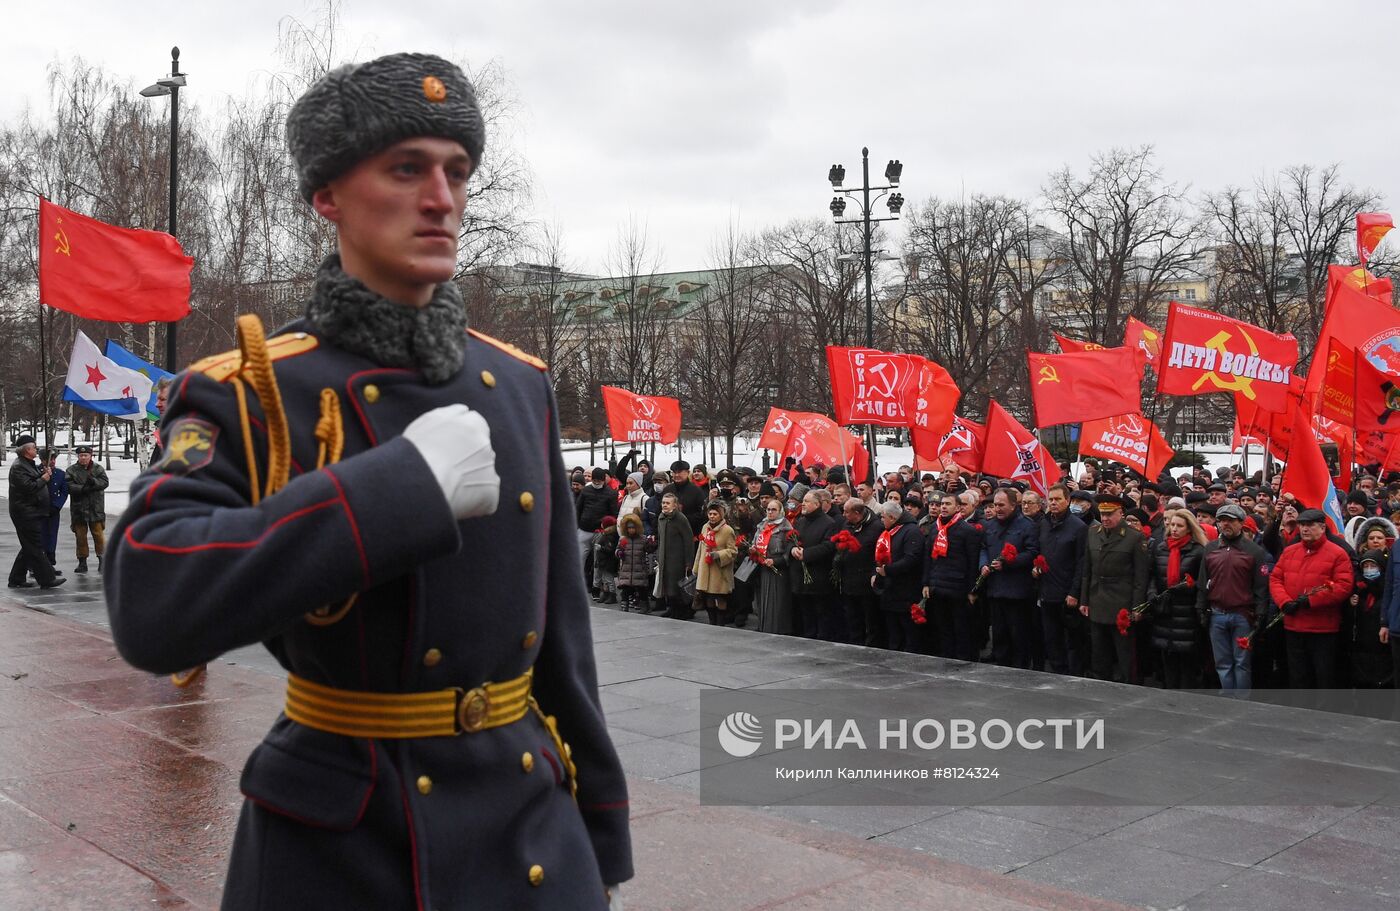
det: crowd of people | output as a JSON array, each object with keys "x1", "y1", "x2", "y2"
[
  {"x1": 7, "y1": 436, "x2": 110, "y2": 589},
  {"x1": 574, "y1": 448, "x2": 1400, "y2": 693}
]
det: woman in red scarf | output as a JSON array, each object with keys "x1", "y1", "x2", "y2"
[{"x1": 1146, "y1": 508, "x2": 1207, "y2": 688}]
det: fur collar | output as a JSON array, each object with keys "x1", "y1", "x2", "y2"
[{"x1": 304, "y1": 254, "x2": 467, "y2": 385}]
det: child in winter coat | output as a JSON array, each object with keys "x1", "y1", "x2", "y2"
[
  {"x1": 614, "y1": 513, "x2": 653, "y2": 612},
  {"x1": 592, "y1": 516, "x2": 620, "y2": 604}
]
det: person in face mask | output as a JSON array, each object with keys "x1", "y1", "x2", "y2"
[
  {"x1": 642, "y1": 471, "x2": 670, "y2": 537},
  {"x1": 1069, "y1": 490, "x2": 1098, "y2": 525},
  {"x1": 1349, "y1": 546, "x2": 1391, "y2": 687}
]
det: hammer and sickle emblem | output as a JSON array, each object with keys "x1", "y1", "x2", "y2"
[
  {"x1": 54, "y1": 217, "x2": 71, "y2": 256},
  {"x1": 1382, "y1": 382, "x2": 1400, "y2": 423},
  {"x1": 1192, "y1": 329, "x2": 1260, "y2": 398},
  {"x1": 1037, "y1": 362, "x2": 1060, "y2": 384}
]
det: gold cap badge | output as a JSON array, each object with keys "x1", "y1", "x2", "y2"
[{"x1": 422, "y1": 75, "x2": 447, "y2": 102}]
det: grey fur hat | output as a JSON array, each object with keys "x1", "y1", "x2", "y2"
[{"x1": 287, "y1": 52, "x2": 485, "y2": 201}]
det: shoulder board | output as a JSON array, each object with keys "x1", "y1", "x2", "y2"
[
  {"x1": 468, "y1": 329, "x2": 547, "y2": 371},
  {"x1": 189, "y1": 332, "x2": 320, "y2": 383}
]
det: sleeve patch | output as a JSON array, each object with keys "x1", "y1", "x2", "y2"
[{"x1": 155, "y1": 418, "x2": 220, "y2": 475}]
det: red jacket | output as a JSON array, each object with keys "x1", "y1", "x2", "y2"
[{"x1": 1268, "y1": 538, "x2": 1354, "y2": 633}]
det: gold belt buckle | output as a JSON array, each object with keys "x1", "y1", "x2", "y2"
[{"x1": 457, "y1": 686, "x2": 490, "y2": 733}]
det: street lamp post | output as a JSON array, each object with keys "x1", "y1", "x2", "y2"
[
  {"x1": 826, "y1": 148, "x2": 904, "y2": 484},
  {"x1": 140, "y1": 46, "x2": 186, "y2": 373}
]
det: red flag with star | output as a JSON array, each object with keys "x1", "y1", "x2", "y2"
[
  {"x1": 982, "y1": 400, "x2": 1061, "y2": 495},
  {"x1": 38, "y1": 197, "x2": 193, "y2": 322}
]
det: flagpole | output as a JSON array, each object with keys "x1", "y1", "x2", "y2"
[
  {"x1": 37, "y1": 303, "x2": 50, "y2": 450},
  {"x1": 1143, "y1": 388, "x2": 1163, "y2": 483}
]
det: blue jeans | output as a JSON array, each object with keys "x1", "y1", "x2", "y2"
[{"x1": 1209, "y1": 611, "x2": 1252, "y2": 692}]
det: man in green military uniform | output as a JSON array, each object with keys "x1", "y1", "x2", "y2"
[
  {"x1": 66, "y1": 445, "x2": 108, "y2": 573},
  {"x1": 1079, "y1": 492, "x2": 1150, "y2": 683},
  {"x1": 106, "y1": 52, "x2": 630, "y2": 909}
]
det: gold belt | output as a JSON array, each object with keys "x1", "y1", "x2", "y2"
[{"x1": 285, "y1": 669, "x2": 533, "y2": 739}]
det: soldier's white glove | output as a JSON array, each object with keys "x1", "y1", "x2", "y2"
[
  {"x1": 402, "y1": 404, "x2": 500, "y2": 520},
  {"x1": 606, "y1": 885, "x2": 623, "y2": 910}
]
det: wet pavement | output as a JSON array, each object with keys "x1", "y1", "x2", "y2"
[{"x1": 3, "y1": 508, "x2": 1400, "y2": 910}]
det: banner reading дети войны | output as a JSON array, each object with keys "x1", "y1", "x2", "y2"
[{"x1": 1156, "y1": 301, "x2": 1298, "y2": 413}]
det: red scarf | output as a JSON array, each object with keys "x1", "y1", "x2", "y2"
[
  {"x1": 1165, "y1": 532, "x2": 1189, "y2": 586},
  {"x1": 875, "y1": 527, "x2": 895, "y2": 565},
  {"x1": 753, "y1": 523, "x2": 778, "y2": 559},
  {"x1": 932, "y1": 512, "x2": 962, "y2": 559},
  {"x1": 702, "y1": 523, "x2": 720, "y2": 550}
]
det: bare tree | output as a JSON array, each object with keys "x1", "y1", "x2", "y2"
[{"x1": 1044, "y1": 146, "x2": 1202, "y2": 343}]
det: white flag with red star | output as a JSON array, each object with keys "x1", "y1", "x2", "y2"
[{"x1": 61, "y1": 330, "x2": 153, "y2": 421}]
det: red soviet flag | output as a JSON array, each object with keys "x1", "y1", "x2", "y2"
[
  {"x1": 1053, "y1": 333, "x2": 1106, "y2": 353},
  {"x1": 1123, "y1": 316, "x2": 1163, "y2": 365},
  {"x1": 926, "y1": 415, "x2": 985, "y2": 472},
  {"x1": 1157, "y1": 301, "x2": 1298, "y2": 413},
  {"x1": 777, "y1": 413, "x2": 869, "y2": 482},
  {"x1": 1027, "y1": 347, "x2": 1145, "y2": 427},
  {"x1": 38, "y1": 197, "x2": 193, "y2": 322},
  {"x1": 905, "y1": 356, "x2": 960, "y2": 459},
  {"x1": 600, "y1": 386, "x2": 681, "y2": 444},
  {"x1": 758, "y1": 407, "x2": 804, "y2": 451},
  {"x1": 1346, "y1": 347, "x2": 1400, "y2": 433},
  {"x1": 1308, "y1": 279, "x2": 1400, "y2": 400},
  {"x1": 1326, "y1": 263, "x2": 1392, "y2": 306},
  {"x1": 1358, "y1": 212, "x2": 1395, "y2": 266},
  {"x1": 982, "y1": 400, "x2": 1061, "y2": 495},
  {"x1": 1234, "y1": 375, "x2": 1307, "y2": 462},
  {"x1": 1078, "y1": 413, "x2": 1174, "y2": 480},
  {"x1": 826, "y1": 345, "x2": 921, "y2": 426}
]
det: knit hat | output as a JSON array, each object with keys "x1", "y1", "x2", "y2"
[
  {"x1": 627, "y1": 471, "x2": 645, "y2": 488},
  {"x1": 599, "y1": 515, "x2": 617, "y2": 529},
  {"x1": 287, "y1": 52, "x2": 485, "y2": 201}
]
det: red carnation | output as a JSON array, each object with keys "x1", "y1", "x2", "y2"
[
  {"x1": 1033, "y1": 555, "x2": 1049, "y2": 574},
  {"x1": 910, "y1": 603, "x2": 928, "y2": 625},
  {"x1": 1183, "y1": 573, "x2": 1196, "y2": 589},
  {"x1": 1236, "y1": 635, "x2": 1252, "y2": 651},
  {"x1": 1116, "y1": 608, "x2": 1132, "y2": 636},
  {"x1": 704, "y1": 553, "x2": 714, "y2": 565},
  {"x1": 1000, "y1": 543, "x2": 1018, "y2": 563}
]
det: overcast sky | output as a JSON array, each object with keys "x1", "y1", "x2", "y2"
[{"x1": 6, "y1": 0, "x2": 1396, "y2": 274}]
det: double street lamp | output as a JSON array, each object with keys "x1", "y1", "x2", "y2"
[
  {"x1": 826, "y1": 148, "x2": 904, "y2": 483},
  {"x1": 139, "y1": 46, "x2": 186, "y2": 373}
]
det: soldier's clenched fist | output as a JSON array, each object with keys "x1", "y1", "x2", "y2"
[{"x1": 403, "y1": 404, "x2": 500, "y2": 519}]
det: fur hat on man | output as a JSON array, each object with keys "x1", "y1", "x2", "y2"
[{"x1": 287, "y1": 52, "x2": 485, "y2": 201}]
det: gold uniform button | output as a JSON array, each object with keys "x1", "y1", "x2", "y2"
[
  {"x1": 423, "y1": 648, "x2": 442, "y2": 667},
  {"x1": 521, "y1": 631, "x2": 538, "y2": 650},
  {"x1": 519, "y1": 491, "x2": 535, "y2": 512},
  {"x1": 416, "y1": 775, "x2": 433, "y2": 795},
  {"x1": 528, "y1": 864, "x2": 544, "y2": 887},
  {"x1": 363, "y1": 384, "x2": 380, "y2": 404},
  {"x1": 481, "y1": 370, "x2": 496, "y2": 388},
  {"x1": 521, "y1": 751, "x2": 534, "y2": 773}
]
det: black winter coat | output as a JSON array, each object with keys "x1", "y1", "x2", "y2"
[
  {"x1": 7, "y1": 458, "x2": 49, "y2": 519},
  {"x1": 875, "y1": 517, "x2": 925, "y2": 612},
  {"x1": 1148, "y1": 537, "x2": 1206, "y2": 652},
  {"x1": 1036, "y1": 512, "x2": 1087, "y2": 603},
  {"x1": 787, "y1": 510, "x2": 838, "y2": 594},
  {"x1": 575, "y1": 483, "x2": 618, "y2": 533},
  {"x1": 835, "y1": 510, "x2": 881, "y2": 594},
  {"x1": 923, "y1": 516, "x2": 982, "y2": 598}
]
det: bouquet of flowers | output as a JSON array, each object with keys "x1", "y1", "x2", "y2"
[
  {"x1": 830, "y1": 530, "x2": 863, "y2": 553},
  {"x1": 1117, "y1": 575, "x2": 1196, "y2": 635},
  {"x1": 972, "y1": 543, "x2": 1019, "y2": 594},
  {"x1": 1032, "y1": 555, "x2": 1050, "y2": 578},
  {"x1": 910, "y1": 603, "x2": 928, "y2": 625}
]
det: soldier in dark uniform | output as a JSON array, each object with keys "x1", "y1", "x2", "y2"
[
  {"x1": 105, "y1": 53, "x2": 630, "y2": 910},
  {"x1": 1080, "y1": 492, "x2": 1150, "y2": 683}
]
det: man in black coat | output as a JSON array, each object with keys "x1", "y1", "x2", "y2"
[
  {"x1": 923, "y1": 492, "x2": 982, "y2": 660},
  {"x1": 1037, "y1": 482, "x2": 1088, "y2": 675},
  {"x1": 662, "y1": 459, "x2": 706, "y2": 535},
  {"x1": 8, "y1": 436, "x2": 64, "y2": 589},
  {"x1": 788, "y1": 490, "x2": 839, "y2": 640},
  {"x1": 838, "y1": 498, "x2": 883, "y2": 647},
  {"x1": 873, "y1": 500, "x2": 926, "y2": 652}
]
